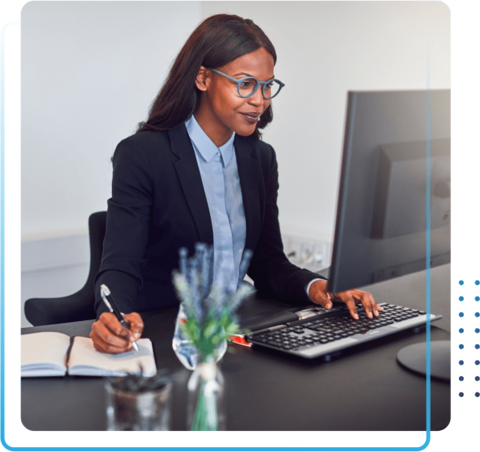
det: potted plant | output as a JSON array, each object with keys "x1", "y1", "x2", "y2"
[
  {"x1": 172, "y1": 244, "x2": 252, "y2": 430},
  {"x1": 105, "y1": 369, "x2": 172, "y2": 431}
]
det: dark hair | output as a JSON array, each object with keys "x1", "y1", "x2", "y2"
[{"x1": 136, "y1": 14, "x2": 276, "y2": 140}]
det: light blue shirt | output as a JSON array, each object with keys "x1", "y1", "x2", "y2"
[
  {"x1": 185, "y1": 115, "x2": 320, "y2": 300},
  {"x1": 185, "y1": 115, "x2": 247, "y2": 294}
]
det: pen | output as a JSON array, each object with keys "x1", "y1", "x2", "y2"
[
  {"x1": 244, "y1": 324, "x2": 287, "y2": 342},
  {"x1": 100, "y1": 284, "x2": 139, "y2": 353}
]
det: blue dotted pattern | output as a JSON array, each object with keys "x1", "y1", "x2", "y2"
[{"x1": 453, "y1": 278, "x2": 480, "y2": 403}]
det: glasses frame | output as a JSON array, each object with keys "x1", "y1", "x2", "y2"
[{"x1": 207, "y1": 68, "x2": 285, "y2": 99}]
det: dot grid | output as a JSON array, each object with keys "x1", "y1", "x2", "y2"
[{"x1": 456, "y1": 278, "x2": 480, "y2": 398}]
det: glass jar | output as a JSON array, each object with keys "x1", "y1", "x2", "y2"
[
  {"x1": 105, "y1": 377, "x2": 172, "y2": 431},
  {"x1": 172, "y1": 302, "x2": 227, "y2": 370}
]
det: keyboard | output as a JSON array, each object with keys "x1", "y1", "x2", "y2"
[{"x1": 245, "y1": 303, "x2": 442, "y2": 360}]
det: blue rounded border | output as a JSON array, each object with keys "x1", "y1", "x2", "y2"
[{"x1": 5, "y1": 0, "x2": 452, "y2": 444}]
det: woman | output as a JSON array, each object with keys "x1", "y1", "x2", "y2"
[{"x1": 90, "y1": 14, "x2": 382, "y2": 354}]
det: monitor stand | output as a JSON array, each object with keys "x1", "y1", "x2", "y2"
[{"x1": 396, "y1": 340, "x2": 450, "y2": 381}]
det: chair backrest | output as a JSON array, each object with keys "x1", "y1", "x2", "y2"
[
  {"x1": 84, "y1": 211, "x2": 107, "y2": 298},
  {"x1": 58, "y1": 210, "x2": 107, "y2": 323},
  {"x1": 24, "y1": 211, "x2": 107, "y2": 326}
]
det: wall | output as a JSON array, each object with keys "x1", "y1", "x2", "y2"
[
  {"x1": 22, "y1": 1, "x2": 203, "y2": 238},
  {"x1": 201, "y1": 1, "x2": 450, "y2": 240}
]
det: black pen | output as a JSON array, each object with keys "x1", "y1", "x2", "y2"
[
  {"x1": 244, "y1": 324, "x2": 288, "y2": 343},
  {"x1": 100, "y1": 284, "x2": 139, "y2": 353}
]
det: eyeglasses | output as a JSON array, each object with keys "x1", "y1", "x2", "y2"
[{"x1": 207, "y1": 68, "x2": 285, "y2": 99}]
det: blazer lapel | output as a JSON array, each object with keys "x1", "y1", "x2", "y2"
[
  {"x1": 234, "y1": 135, "x2": 261, "y2": 253},
  {"x1": 169, "y1": 124, "x2": 214, "y2": 245},
  {"x1": 168, "y1": 125, "x2": 262, "y2": 252}
]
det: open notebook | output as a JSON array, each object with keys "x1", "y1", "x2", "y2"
[{"x1": 21, "y1": 332, "x2": 157, "y2": 377}]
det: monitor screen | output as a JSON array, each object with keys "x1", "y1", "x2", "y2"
[{"x1": 328, "y1": 90, "x2": 450, "y2": 293}]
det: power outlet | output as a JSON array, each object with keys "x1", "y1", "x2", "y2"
[
  {"x1": 283, "y1": 234, "x2": 331, "y2": 273},
  {"x1": 241, "y1": 235, "x2": 331, "y2": 286}
]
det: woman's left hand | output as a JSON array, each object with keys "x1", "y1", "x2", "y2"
[{"x1": 308, "y1": 280, "x2": 383, "y2": 320}]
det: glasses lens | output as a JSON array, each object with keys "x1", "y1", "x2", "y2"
[
  {"x1": 238, "y1": 78, "x2": 283, "y2": 98},
  {"x1": 263, "y1": 80, "x2": 282, "y2": 99},
  {"x1": 238, "y1": 78, "x2": 258, "y2": 97}
]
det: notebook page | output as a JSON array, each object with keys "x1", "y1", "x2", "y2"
[
  {"x1": 68, "y1": 337, "x2": 157, "y2": 376},
  {"x1": 21, "y1": 332, "x2": 71, "y2": 377}
]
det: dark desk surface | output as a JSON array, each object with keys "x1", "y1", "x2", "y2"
[{"x1": 21, "y1": 264, "x2": 450, "y2": 431}]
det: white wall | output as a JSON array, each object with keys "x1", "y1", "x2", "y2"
[
  {"x1": 21, "y1": 2, "x2": 450, "y2": 326},
  {"x1": 22, "y1": 1, "x2": 203, "y2": 239},
  {"x1": 201, "y1": 1, "x2": 450, "y2": 240}
]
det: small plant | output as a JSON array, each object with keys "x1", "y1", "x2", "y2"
[
  {"x1": 172, "y1": 244, "x2": 253, "y2": 431},
  {"x1": 108, "y1": 366, "x2": 170, "y2": 393},
  {"x1": 105, "y1": 368, "x2": 172, "y2": 431},
  {"x1": 172, "y1": 243, "x2": 253, "y2": 360}
]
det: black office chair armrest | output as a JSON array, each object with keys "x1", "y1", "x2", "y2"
[
  {"x1": 24, "y1": 285, "x2": 97, "y2": 326},
  {"x1": 24, "y1": 211, "x2": 106, "y2": 326}
]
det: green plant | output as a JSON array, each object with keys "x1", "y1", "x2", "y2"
[{"x1": 172, "y1": 243, "x2": 253, "y2": 359}]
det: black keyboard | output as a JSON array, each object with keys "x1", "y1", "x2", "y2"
[{"x1": 245, "y1": 303, "x2": 442, "y2": 359}]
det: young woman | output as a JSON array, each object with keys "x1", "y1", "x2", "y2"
[{"x1": 89, "y1": 14, "x2": 382, "y2": 354}]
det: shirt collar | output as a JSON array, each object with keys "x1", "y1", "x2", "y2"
[{"x1": 185, "y1": 115, "x2": 235, "y2": 166}]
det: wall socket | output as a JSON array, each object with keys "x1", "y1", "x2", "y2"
[
  {"x1": 242, "y1": 234, "x2": 331, "y2": 286},
  {"x1": 282, "y1": 234, "x2": 332, "y2": 273}
]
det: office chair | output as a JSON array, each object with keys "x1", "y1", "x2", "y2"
[{"x1": 24, "y1": 211, "x2": 107, "y2": 326}]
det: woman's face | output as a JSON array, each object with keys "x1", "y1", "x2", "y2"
[{"x1": 195, "y1": 47, "x2": 275, "y2": 146}]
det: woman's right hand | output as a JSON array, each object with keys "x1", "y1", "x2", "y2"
[{"x1": 90, "y1": 312, "x2": 144, "y2": 354}]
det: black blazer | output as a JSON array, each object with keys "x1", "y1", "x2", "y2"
[{"x1": 94, "y1": 123, "x2": 322, "y2": 317}]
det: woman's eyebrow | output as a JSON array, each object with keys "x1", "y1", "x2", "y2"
[{"x1": 233, "y1": 72, "x2": 275, "y2": 79}]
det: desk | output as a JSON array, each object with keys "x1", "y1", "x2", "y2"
[{"x1": 21, "y1": 265, "x2": 450, "y2": 431}]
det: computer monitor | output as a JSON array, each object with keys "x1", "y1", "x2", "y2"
[
  {"x1": 327, "y1": 89, "x2": 451, "y2": 380},
  {"x1": 328, "y1": 89, "x2": 450, "y2": 294}
]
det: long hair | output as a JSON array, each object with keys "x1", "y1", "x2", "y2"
[{"x1": 136, "y1": 14, "x2": 276, "y2": 140}]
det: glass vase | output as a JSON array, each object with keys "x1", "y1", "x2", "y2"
[
  {"x1": 186, "y1": 357, "x2": 226, "y2": 431},
  {"x1": 172, "y1": 302, "x2": 227, "y2": 370}
]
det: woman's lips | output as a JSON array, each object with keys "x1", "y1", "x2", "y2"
[{"x1": 240, "y1": 113, "x2": 260, "y2": 124}]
